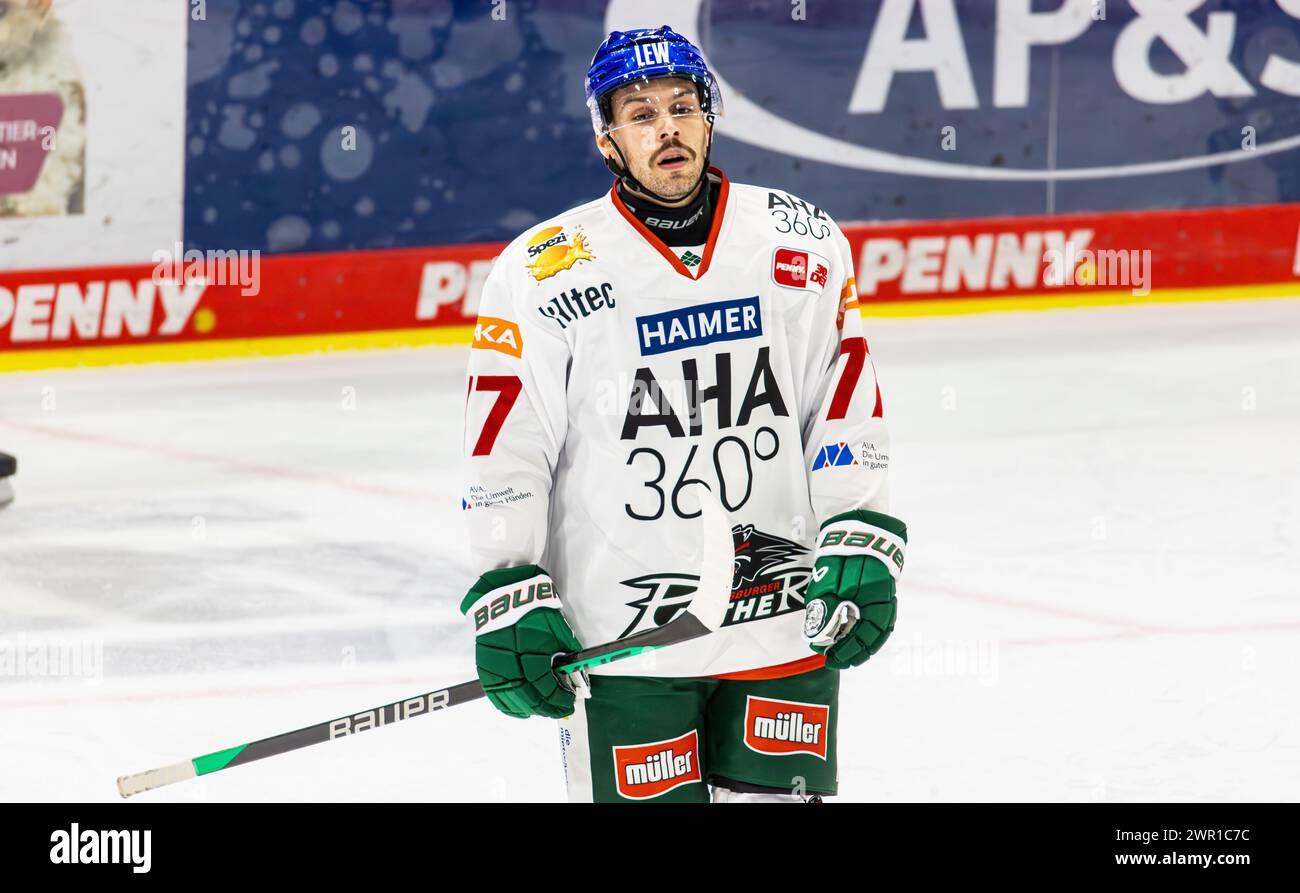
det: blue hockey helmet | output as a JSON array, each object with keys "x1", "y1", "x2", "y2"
[{"x1": 585, "y1": 26, "x2": 723, "y2": 134}]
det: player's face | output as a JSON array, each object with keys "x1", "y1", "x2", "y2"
[{"x1": 597, "y1": 77, "x2": 711, "y2": 205}]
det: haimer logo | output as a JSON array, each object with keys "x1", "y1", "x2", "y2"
[
  {"x1": 50, "y1": 824, "x2": 151, "y2": 873},
  {"x1": 635, "y1": 296, "x2": 761, "y2": 356}
]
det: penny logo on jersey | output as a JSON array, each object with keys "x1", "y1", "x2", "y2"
[
  {"x1": 743, "y1": 696, "x2": 830, "y2": 760},
  {"x1": 618, "y1": 524, "x2": 810, "y2": 637},
  {"x1": 772, "y1": 247, "x2": 831, "y2": 292},
  {"x1": 612, "y1": 729, "x2": 702, "y2": 800},
  {"x1": 525, "y1": 225, "x2": 594, "y2": 282}
]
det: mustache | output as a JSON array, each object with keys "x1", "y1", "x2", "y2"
[{"x1": 653, "y1": 141, "x2": 696, "y2": 162}]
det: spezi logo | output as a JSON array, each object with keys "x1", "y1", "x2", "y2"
[
  {"x1": 635, "y1": 296, "x2": 761, "y2": 356},
  {"x1": 526, "y1": 225, "x2": 594, "y2": 281}
]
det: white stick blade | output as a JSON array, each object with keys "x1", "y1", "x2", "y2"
[
  {"x1": 117, "y1": 760, "x2": 197, "y2": 799},
  {"x1": 689, "y1": 485, "x2": 735, "y2": 632}
]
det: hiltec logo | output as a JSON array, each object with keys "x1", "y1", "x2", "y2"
[
  {"x1": 633, "y1": 40, "x2": 671, "y2": 68},
  {"x1": 537, "y1": 282, "x2": 614, "y2": 330},
  {"x1": 811, "y1": 442, "x2": 858, "y2": 471},
  {"x1": 744, "y1": 697, "x2": 830, "y2": 759},
  {"x1": 612, "y1": 729, "x2": 702, "y2": 799},
  {"x1": 50, "y1": 824, "x2": 151, "y2": 873},
  {"x1": 635, "y1": 295, "x2": 761, "y2": 356},
  {"x1": 772, "y1": 247, "x2": 830, "y2": 291}
]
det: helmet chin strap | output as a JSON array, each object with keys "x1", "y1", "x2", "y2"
[{"x1": 604, "y1": 117, "x2": 715, "y2": 207}]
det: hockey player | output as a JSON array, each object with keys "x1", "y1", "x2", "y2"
[{"x1": 461, "y1": 26, "x2": 906, "y2": 802}]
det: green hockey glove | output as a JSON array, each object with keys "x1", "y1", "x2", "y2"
[
  {"x1": 461, "y1": 565, "x2": 584, "y2": 719},
  {"x1": 802, "y1": 510, "x2": 907, "y2": 670}
]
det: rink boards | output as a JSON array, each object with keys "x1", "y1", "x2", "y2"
[{"x1": 3, "y1": 201, "x2": 1300, "y2": 372}]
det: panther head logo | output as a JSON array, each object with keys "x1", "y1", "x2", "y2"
[{"x1": 731, "y1": 523, "x2": 805, "y2": 591}]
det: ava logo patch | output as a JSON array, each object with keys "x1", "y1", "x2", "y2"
[
  {"x1": 613, "y1": 729, "x2": 703, "y2": 800},
  {"x1": 811, "y1": 442, "x2": 858, "y2": 471},
  {"x1": 772, "y1": 247, "x2": 831, "y2": 291},
  {"x1": 743, "y1": 696, "x2": 830, "y2": 760},
  {"x1": 526, "y1": 225, "x2": 594, "y2": 281},
  {"x1": 472, "y1": 317, "x2": 522, "y2": 357}
]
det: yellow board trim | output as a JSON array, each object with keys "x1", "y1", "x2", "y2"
[
  {"x1": 1, "y1": 281, "x2": 1297, "y2": 372},
  {"x1": 0, "y1": 325, "x2": 477, "y2": 373},
  {"x1": 859, "y1": 282, "x2": 1300, "y2": 319}
]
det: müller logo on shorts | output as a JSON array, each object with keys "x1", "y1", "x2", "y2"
[
  {"x1": 772, "y1": 247, "x2": 830, "y2": 291},
  {"x1": 743, "y1": 696, "x2": 830, "y2": 759},
  {"x1": 612, "y1": 729, "x2": 702, "y2": 799}
]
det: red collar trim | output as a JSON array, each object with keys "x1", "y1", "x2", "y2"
[{"x1": 608, "y1": 166, "x2": 730, "y2": 281}]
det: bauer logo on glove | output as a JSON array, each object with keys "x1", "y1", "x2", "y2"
[
  {"x1": 461, "y1": 565, "x2": 587, "y2": 719},
  {"x1": 802, "y1": 509, "x2": 907, "y2": 670}
]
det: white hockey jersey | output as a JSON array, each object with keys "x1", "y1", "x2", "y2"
[{"x1": 463, "y1": 168, "x2": 891, "y2": 679}]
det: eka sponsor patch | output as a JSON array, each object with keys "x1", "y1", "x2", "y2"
[
  {"x1": 612, "y1": 729, "x2": 702, "y2": 800},
  {"x1": 635, "y1": 295, "x2": 761, "y2": 356},
  {"x1": 472, "y1": 316, "x2": 522, "y2": 357},
  {"x1": 526, "y1": 225, "x2": 594, "y2": 281},
  {"x1": 772, "y1": 247, "x2": 831, "y2": 291},
  {"x1": 743, "y1": 696, "x2": 830, "y2": 759}
]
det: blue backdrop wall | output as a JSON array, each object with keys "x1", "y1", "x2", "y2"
[{"x1": 183, "y1": 0, "x2": 1300, "y2": 255}]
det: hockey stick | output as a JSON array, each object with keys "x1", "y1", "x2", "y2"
[{"x1": 116, "y1": 488, "x2": 735, "y2": 799}]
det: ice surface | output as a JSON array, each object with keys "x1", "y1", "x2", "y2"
[{"x1": 1, "y1": 298, "x2": 1298, "y2": 802}]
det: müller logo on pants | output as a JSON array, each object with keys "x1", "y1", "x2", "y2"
[
  {"x1": 743, "y1": 696, "x2": 830, "y2": 759},
  {"x1": 612, "y1": 729, "x2": 702, "y2": 799}
]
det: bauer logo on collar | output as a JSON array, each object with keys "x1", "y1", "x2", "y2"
[
  {"x1": 612, "y1": 729, "x2": 702, "y2": 800},
  {"x1": 772, "y1": 247, "x2": 831, "y2": 291},
  {"x1": 472, "y1": 317, "x2": 523, "y2": 357},
  {"x1": 743, "y1": 696, "x2": 830, "y2": 759},
  {"x1": 526, "y1": 225, "x2": 594, "y2": 281}
]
